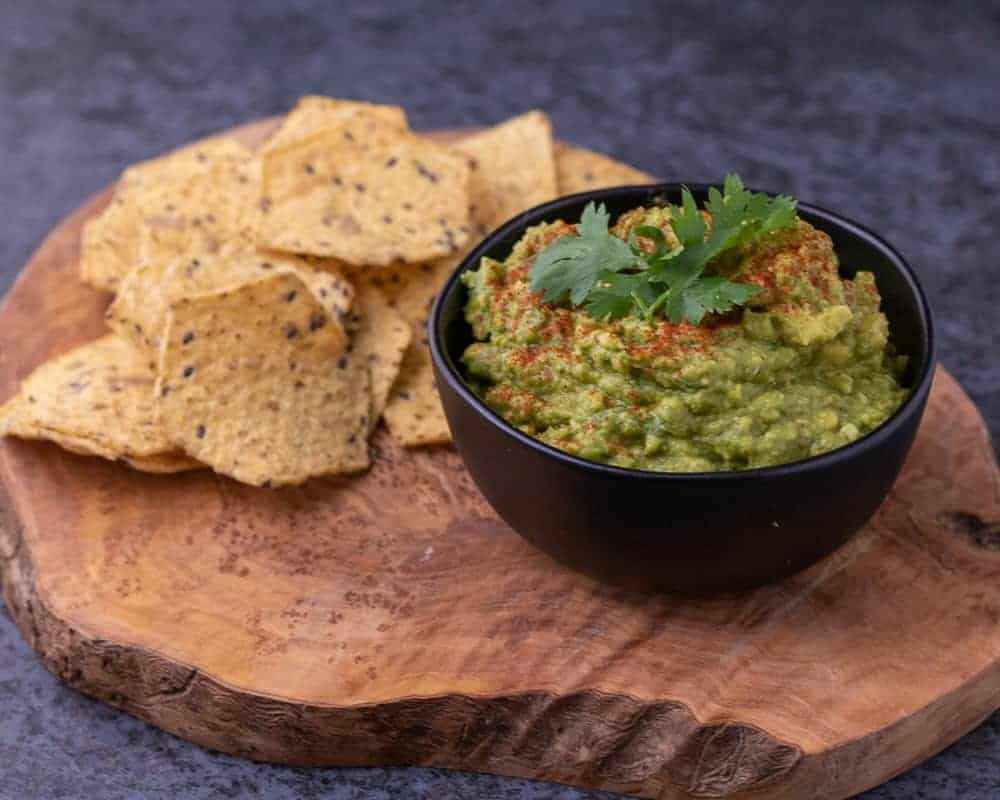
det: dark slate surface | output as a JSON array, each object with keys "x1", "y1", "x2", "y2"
[{"x1": 1, "y1": 1, "x2": 998, "y2": 798}]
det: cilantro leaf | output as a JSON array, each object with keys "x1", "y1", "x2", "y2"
[
  {"x1": 723, "y1": 172, "x2": 744, "y2": 197},
  {"x1": 704, "y1": 172, "x2": 798, "y2": 249},
  {"x1": 526, "y1": 176, "x2": 795, "y2": 326},
  {"x1": 529, "y1": 203, "x2": 639, "y2": 305},
  {"x1": 584, "y1": 272, "x2": 640, "y2": 320},
  {"x1": 669, "y1": 188, "x2": 706, "y2": 248},
  {"x1": 584, "y1": 271, "x2": 661, "y2": 321},
  {"x1": 664, "y1": 276, "x2": 760, "y2": 325},
  {"x1": 758, "y1": 194, "x2": 797, "y2": 234}
]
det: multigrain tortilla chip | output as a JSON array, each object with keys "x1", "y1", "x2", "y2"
[
  {"x1": 379, "y1": 257, "x2": 459, "y2": 446},
  {"x1": 554, "y1": 142, "x2": 658, "y2": 194},
  {"x1": 79, "y1": 200, "x2": 138, "y2": 294},
  {"x1": 138, "y1": 154, "x2": 261, "y2": 265},
  {"x1": 120, "y1": 451, "x2": 204, "y2": 474},
  {"x1": 382, "y1": 257, "x2": 457, "y2": 324},
  {"x1": 120, "y1": 138, "x2": 251, "y2": 194},
  {"x1": 382, "y1": 345, "x2": 451, "y2": 446},
  {"x1": 108, "y1": 260, "x2": 175, "y2": 351},
  {"x1": 0, "y1": 335, "x2": 189, "y2": 467},
  {"x1": 347, "y1": 286, "x2": 412, "y2": 433},
  {"x1": 258, "y1": 117, "x2": 471, "y2": 265},
  {"x1": 108, "y1": 250, "x2": 354, "y2": 355},
  {"x1": 156, "y1": 272, "x2": 371, "y2": 486},
  {"x1": 454, "y1": 110, "x2": 558, "y2": 236},
  {"x1": 262, "y1": 96, "x2": 408, "y2": 153},
  {"x1": 79, "y1": 139, "x2": 251, "y2": 292}
]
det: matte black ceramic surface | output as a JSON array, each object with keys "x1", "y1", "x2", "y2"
[{"x1": 429, "y1": 185, "x2": 936, "y2": 594}]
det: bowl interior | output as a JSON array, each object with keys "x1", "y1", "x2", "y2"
[{"x1": 434, "y1": 183, "x2": 933, "y2": 457}]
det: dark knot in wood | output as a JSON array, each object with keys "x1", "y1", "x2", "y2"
[{"x1": 938, "y1": 511, "x2": 1000, "y2": 551}]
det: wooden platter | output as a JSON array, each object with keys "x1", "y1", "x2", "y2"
[{"x1": 1, "y1": 119, "x2": 999, "y2": 799}]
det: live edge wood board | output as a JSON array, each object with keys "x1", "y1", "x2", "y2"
[{"x1": 1, "y1": 119, "x2": 999, "y2": 800}]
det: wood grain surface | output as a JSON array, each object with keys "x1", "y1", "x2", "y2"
[{"x1": 0, "y1": 119, "x2": 998, "y2": 800}]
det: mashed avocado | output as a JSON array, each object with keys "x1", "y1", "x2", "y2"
[{"x1": 460, "y1": 206, "x2": 910, "y2": 472}]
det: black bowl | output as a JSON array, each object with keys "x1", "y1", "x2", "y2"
[{"x1": 429, "y1": 184, "x2": 935, "y2": 594}]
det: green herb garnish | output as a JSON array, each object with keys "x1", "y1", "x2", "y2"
[{"x1": 529, "y1": 174, "x2": 797, "y2": 325}]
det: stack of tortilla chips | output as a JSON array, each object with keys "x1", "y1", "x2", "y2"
[{"x1": 0, "y1": 96, "x2": 654, "y2": 487}]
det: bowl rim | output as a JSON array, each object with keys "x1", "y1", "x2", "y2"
[{"x1": 429, "y1": 182, "x2": 937, "y2": 482}]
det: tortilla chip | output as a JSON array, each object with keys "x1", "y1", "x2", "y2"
[
  {"x1": 108, "y1": 143, "x2": 354, "y2": 356},
  {"x1": 347, "y1": 286, "x2": 412, "y2": 434},
  {"x1": 454, "y1": 110, "x2": 558, "y2": 236},
  {"x1": 107, "y1": 260, "x2": 172, "y2": 351},
  {"x1": 379, "y1": 257, "x2": 459, "y2": 446},
  {"x1": 262, "y1": 96, "x2": 409, "y2": 153},
  {"x1": 258, "y1": 116, "x2": 471, "y2": 265},
  {"x1": 382, "y1": 345, "x2": 451, "y2": 446},
  {"x1": 120, "y1": 138, "x2": 251, "y2": 194},
  {"x1": 0, "y1": 335, "x2": 182, "y2": 463},
  {"x1": 108, "y1": 249, "x2": 353, "y2": 355},
  {"x1": 389, "y1": 257, "x2": 457, "y2": 319},
  {"x1": 138, "y1": 155, "x2": 261, "y2": 265},
  {"x1": 79, "y1": 200, "x2": 139, "y2": 294},
  {"x1": 0, "y1": 416, "x2": 196, "y2": 473},
  {"x1": 554, "y1": 143, "x2": 658, "y2": 194},
  {"x1": 156, "y1": 272, "x2": 371, "y2": 486},
  {"x1": 120, "y1": 451, "x2": 204, "y2": 474},
  {"x1": 79, "y1": 138, "x2": 252, "y2": 293}
]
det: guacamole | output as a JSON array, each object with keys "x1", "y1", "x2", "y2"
[{"x1": 460, "y1": 206, "x2": 910, "y2": 472}]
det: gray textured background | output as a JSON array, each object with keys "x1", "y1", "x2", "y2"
[{"x1": 1, "y1": 1, "x2": 998, "y2": 798}]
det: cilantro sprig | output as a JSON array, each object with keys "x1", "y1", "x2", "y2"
[{"x1": 529, "y1": 174, "x2": 797, "y2": 325}]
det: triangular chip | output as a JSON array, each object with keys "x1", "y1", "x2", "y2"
[
  {"x1": 382, "y1": 345, "x2": 451, "y2": 446},
  {"x1": 138, "y1": 154, "x2": 261, "y2": 264},
  {"x1": 79, "y1": 138, "x2": 252, "y2": 292},
  {"x1": 554, "y1": 142, "x2": 657, "y2": 194},
  {"x1": 258, "y1": 115, "x2": 470, "y2": 265},
  {"x1": 0, "y1": 335, "x2": 189, "y2": 466},
  {"x1": 347, "y1": 286, "x2": 412, "y2": 434},
  {"x1": 262, "y1": 96, "x2": 408, "y2": 154},
  {"x1": 156, "y1": 272, "x2": 371, "y2": 486},
  {"x1": 119, "y1": 138, "x2": 251, "y2": 194},
  {"x1": 454, "y1": 110, "x2": 558, "y2": 236},
  {"x1": 380, "y1": 257, "x2": 459, "y2": 446},
  {"x1": 382, "y1": 257, "x2": 457, "y2": 325},
  {"x1": 79, "y1": 199, "x2": 139, "y2": 295},
  {"x1": 108, "y1": 249, "x2": 353, "y2": 355},
  {"x1": 120, "y1": 451, "x2": 204, "y2": 474}
]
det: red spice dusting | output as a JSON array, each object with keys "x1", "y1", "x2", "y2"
[
  {"x1": 625, "y1": 318, "x2": 733, "y2": 361},
  {"x1": 736, "y1": 223, "x2": 841, "y2": 306},
  {"x1": 520, "y1": 221, "x2": 577, "y2": 257},
  {"x1": 744, "y1": 269, "x2": 777, "y2": 293},
  {"x1": 490, "y1": 386, "x2": 539, "y2": 419},
  {"x1": 488, "y1": 263, "x2": 529, "y2": 303},
  {"x1": 540, "y1": 309, "x2": 574, "y2": 339},
  {"x1": 508, "y1": 346, "x2": 572, "y2": 368},
  {"x1": 507, "y1": 263, "x2": 531, "y2": 283},
  {"x1": 492, "y1": 385, "x2": 514, "y2": 402},
  {"x1": 486, "y1": 217, "x2": 844, "y2": 366}
]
